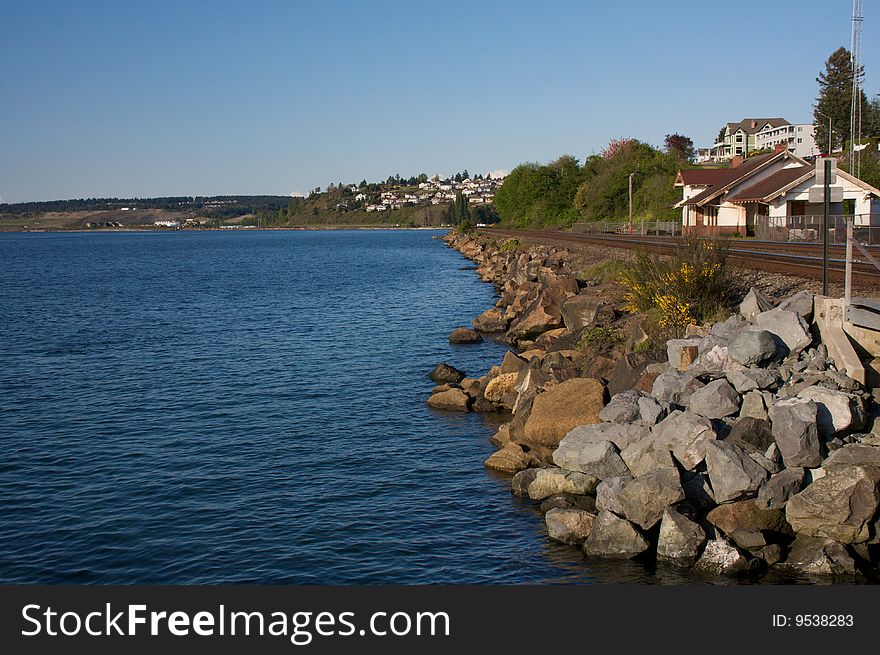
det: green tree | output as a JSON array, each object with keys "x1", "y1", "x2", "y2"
[{"x1": 814, "y1": 46, "x2": 868, "y2": 153}]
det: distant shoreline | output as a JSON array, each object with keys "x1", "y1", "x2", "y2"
[{"x1": 0, "y1": 225, "x2": 452, "y2": 234}]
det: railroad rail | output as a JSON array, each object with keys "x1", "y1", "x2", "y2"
[{"x1": 481, "y1": 228, "x2": 880, "y2": 288}]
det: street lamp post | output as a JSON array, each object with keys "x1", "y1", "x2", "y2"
[{"x1": 628, "y1": 172, "x2": 635, "y2": 236}]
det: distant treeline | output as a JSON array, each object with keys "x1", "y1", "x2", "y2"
[
  {"x1": 0, "y1": 196, "x2": 296, "y2": 218},
  {"x1": 493, "y1": 139, "x2": 687, "y2": 228}
]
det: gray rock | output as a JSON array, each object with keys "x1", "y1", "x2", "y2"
[
  {"x1": 739, "y1": 391, "x2": 769, "y2": 420},
  {"x1": 552, "y1": 439, "x2": 630, "y2": 480},
  {"x1": 682, "y1": 472, "x2": 716, "y2": 511},
  {"x1": 779, "y1": 536, "x2": 857, "y2": 576},
  {"x1": 652, "y1": 410, "x2": 717, "y2": 470},
  {"x1": 527, "y1": 467, "x2": 600, "y2": 501},
  {"x1": 728, "y1": 330, "x2": 780, "y2": 366},
  {"x1": 598, "y1": 389, "x2": 644, "y2": 424},
  {"x1": 712, "y1": 314, "x2": 751, "y2": 341},
  {"x1": 768, "y1": 398, "x2": 823, "y2": 467},
  {"x1": 704, "y1": 439, "x2": 768, "y2": 504},
  {"x1": 583, "y1": 510, "x2": 650, "y2": 559},
  {"x1": 429, "y1": 362, "x2": 465, "y2": 383},
  {"x1": 657, "y1": 507, "x2": 707, "y2": 564},
  {"x1": 667, "y1": 338, "x2": 702, "y2": 371},
  {"x1": 822, "y1": 443, "x2": 880, "y2": 470},
  {"x1": 726, "y1": 417, "x2": 775, "y2": 454},
  {"x1": 739, "y1": 287, "x2": 774, "y2": 321},
  {"x1": 686, "y1": 379, "x2": 741, "y2": 419},
  {"x1": 545, "y1": 508, "x2": 597, "y2": 545},
  {"x1": 561, "y1": 295, "x2": 616, "y2": 332},
  {"x1": 729, "y1": 529, "x2": 767, "y2": 552},
  {"x1": 595, "y1": 474, "x2": 632, "y2": 515},
  {"x1": 756, "y1": 308, "x2": 812, "y2": 354},
  {"x1": 637, "y1": 395, "x2": 669, "y2": 425},
  {"x1": 651, "y1": 371, "x2": 705, "y2": 406},
  {"x1": 694, "y1": 538, "x2": 753, "y2": 576},
  {"x1": 796, "y1": 386, "x2": 865, "y2": 438},
  {"x1": 510, "y1": 468, "x2": 538, "y2": 497},
  {"x1": 617, "y1": 467, "x2": 685, "y2": 530},
  {"x1": 688, "y1": 343, "x2": 744, "y2": 377},
  {"x1": 786, "y1": 465, "x2": 880, "y2": 544},
  {"x1": 748, "y1": 450, "x2": 780, "y2": 475},
  {"x1": 555, "y1": 422, "x2": 650, "y2": 456},
  {"x1": 726, "y1": 368, "x2": 779, "y2": 394},
  {"x1": 756, "y1": 467, "x2": 807, "y2": 510},
  {"x1": 777, "y1": 290, "x2": 814, "y2": 321},
  {"x1": 539, "y1": 494, "x2": 597, "y2": 514},
  {"x1": 620, "y1": 435, "x2": 676, "y2": 477},
  {"x1": 448, "y1": 327, "x2": 483, "y2": 344}
]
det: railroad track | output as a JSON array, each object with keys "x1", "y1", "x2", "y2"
[{"x1": 481, "y1": 228, "x2": 880, "y2": 287}]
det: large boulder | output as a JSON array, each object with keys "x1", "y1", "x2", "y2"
[
  {"x1": 756, "y1": 308, "x2": 812, "y2": 354},
  {"x1": 598, "y1": 389, "x2": 643, "y2": 424},
  {"x1": 620, "y1": 435, "x2": 676, "y2": 477},
  {"x1": 429, "y1": 362, "x2": 465, "y2": 383},
  {"x1": 484, "y1": 443, "x2": 532, "y2": 473},
  {"x1": 426, "y1": 387, "x2": 471, "y2": 411},
  {"x1": 693, "y1": 538, "x2": 753, "y2": 576},
  {"x1": 706, "y1": 500, "x2": 791, "y2": 536},
  {"x1": 545, "y1": 508, "x2": 597, "y2": 545},
  {"x1": 726, "y1": 369, "x2": 779, "y2": 394},
  {"x1": 777, "y1": 290, "x2": 814, "y2": 321},
  {"x1": 561, "y1": 295, "x2": 616, "y2": 332},
  {"x1": 483, "y1": 373, "x2": 519, "y2": 406},
  {"x1": 523, "y1": 378, "x2": 606, "y2": 449},
  {"x1": 637, "y1": 396, "x2": 670, "y2": 425},
  {"x1": 725, "y1": 417, "x2": 775, "y2": 454},
  {"x1": 448, "y1": 327, "x2": 482, "y2": 344},
  {"x1": 822, "y1": 444, "x2": 880, "y2": 470},
  {"x1": 583, "y1": 510, "x2": 650, "y2": 559},
  {"x1": 617, "y1": 467, "x2": 685, "y2": 529},
  {"x1": 652, "y1": 410, "x2": 717, "y2": 470},
  {"x1": 756, "y1": 467, "x2": 807, "y2": 510},
  {"x1": 506, "y1": 283, "x2": 575, "y2": 342},
  {"x1": 705, "y1": 440, "x2": 768, "y2": 504},
  {"x1": 785, "y1": 465, "x2": 880, "y2": 544},
  {"x1": 595, "y1": 474, "x2": 632, "y2": 515},
  {"x1": 525, "y1": 467, "x2": 600, "y2": 501},
  {"x1": 739, "y1": 287, "x2": 774, "y2": 321},
  {"x1": 552, "y1": 439, "x2": 629, "y2": 480},
  {"x1": 768, "y1": 398, "x2": 822, "y2": 467},
  {"x1": 796, "y1": 386, "x2": 865, "y2": 438},
  {"x1": 472, "y1": 308, "x2": 509, "y2": 333},
  {"x1": 778, "y1": 536, "x2": 857, "y2": 577},
  {"x1": 657, "y1": 507, "x2": 707, "y2": 564},
  {"x1": 555, "y1": 422, "x2": 649, "y2": 455},
  {"x1": 686, "y1": 379, "x2": 741, "y2": 419},
  {"x1": 728, "y1": 330, "x2": 780, "y2": 367},
  {"x1": 651, "y1": 370, "x2": 705, "y2": 406}
]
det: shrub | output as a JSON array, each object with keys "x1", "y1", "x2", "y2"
[
  {"x1": 619, "y1": 238, "x2": 734, "y2": 336},
  {"x1": 499, "y1": 238, "x2": 520, "y2": 252}
]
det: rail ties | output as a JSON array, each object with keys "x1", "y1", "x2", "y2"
[{"x1": 482, "y1": 227, "x2": 880, "y2": 284}]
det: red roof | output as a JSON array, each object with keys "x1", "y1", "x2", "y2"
[
  {"x1": 727, "y1": 165, "x2": 812, "y2": 203},
  {"x1": 680, "y1": 153, "x2": 780, "y2": 206},
  {"x1": 676, "y1": 169, "x2": 730, "y2": 186}
]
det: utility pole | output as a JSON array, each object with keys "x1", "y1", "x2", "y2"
[
  {"x1": 823, "y1": 158, "x2": 831, "y2": 296},
  {"x1": 628, "y1": 172, "x2": 635, "y2": 236}
]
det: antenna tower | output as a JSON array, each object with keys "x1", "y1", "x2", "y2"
[{"x1": 850, "y1": 0, "x2": 864, "y2": 177}]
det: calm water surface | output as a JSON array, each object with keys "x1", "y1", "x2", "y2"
[{"x1": 0, "y1": 230, "x2": 799, "y2": 584}]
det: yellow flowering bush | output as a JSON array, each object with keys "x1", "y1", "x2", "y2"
[{"x1": 619, "y1": 238, "x2": 733, "y2": 337}]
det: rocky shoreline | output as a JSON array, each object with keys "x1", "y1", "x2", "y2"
[{"x1": 430, "y1": 230, "x2": 880, "y2": 580}]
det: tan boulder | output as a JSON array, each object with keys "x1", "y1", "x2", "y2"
[
  {"x1": 524, "y1": 377, "x2": 606, "y2": 449},
  {"x1": 484, "y1": 443, "x2": 532, "y2": 473},
  {"x1": 484, "y1": 373, "x2": 519, "y2": 404},
  {"x1": 426, "y1": 387, "x2": 471, "y2": 412}
]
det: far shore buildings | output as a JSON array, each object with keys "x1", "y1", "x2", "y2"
[
  {"x1": 675, "y1": 149, "x2": 880, "y2": 237},
  {"x1": 700, "y1": 118, "x2": 818, "y2": 163},
  {"x1": 364, "y1": 172, "x2": 505, "y2": 212}
]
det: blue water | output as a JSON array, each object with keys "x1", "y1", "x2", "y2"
[{"x1": 0, "y1": 230, "x2": 700, "y2": 584}]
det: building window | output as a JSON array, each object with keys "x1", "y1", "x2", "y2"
[
  {"x1": 798, "y1": 138, "x2": 802, "y2": 143},
  {"x1": 736, "y1": 135, "x2": 743, "y2": 143}
]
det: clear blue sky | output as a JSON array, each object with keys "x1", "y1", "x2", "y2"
[{"x1": 1, "y1": 0, "x2": 876, "y2": 203}]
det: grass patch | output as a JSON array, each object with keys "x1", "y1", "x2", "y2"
[
  {"x1": 580, "y1": 258, "x2": 628, "y2": 283},
  {"x1": 498, "y1": 238, "x2": 520, "y2": 252}
]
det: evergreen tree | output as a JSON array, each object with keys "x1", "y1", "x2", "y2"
[{"x1": 814, "y1": 46, "x2": 865, "y2": 153}]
